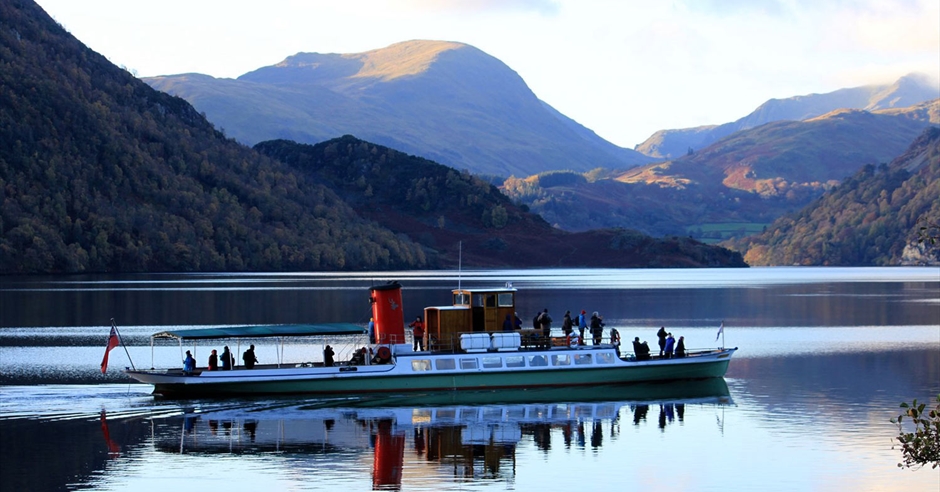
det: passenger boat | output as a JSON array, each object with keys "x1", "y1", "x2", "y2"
[{"x1": 125, "y1": 282, "x2": 736, "y2": 397}]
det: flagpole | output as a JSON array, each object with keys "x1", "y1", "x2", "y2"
[{"x1": 112, "y1": 318, "x2": 136, "y2": 370}]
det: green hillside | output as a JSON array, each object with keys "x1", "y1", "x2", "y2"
[
  {"x1": 504, "y1": 103, "x2": 938, "y2": 241},
  {"x1": 728, "y1": 127, "x2": 940, "y2": 266},
  {"x1": 0, "y1": 0, "x2": 429, "y2": 273},
  {"x1": 254, "y1": 137, "x2": 747, "y2": 268}
]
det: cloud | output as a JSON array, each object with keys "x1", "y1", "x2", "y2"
[{"x1": 394, "y1": 0, "x2": 560, "y2": 16}]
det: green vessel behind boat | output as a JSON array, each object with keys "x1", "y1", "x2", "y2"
[{"x1": 124, "y1": 282, "x2": 737, "y2": 397}]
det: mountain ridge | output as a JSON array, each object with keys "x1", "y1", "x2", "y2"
[
  {"x1": 145, "y1": 40, "x2": 654, "y2": 177},
  {"x1": 636, "y1": 74, "x2": 940, "y2": 158}
]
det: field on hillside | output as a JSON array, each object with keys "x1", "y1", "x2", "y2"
[{"x1": 687, "y1": 222, "x2": 767, "y2": 243}]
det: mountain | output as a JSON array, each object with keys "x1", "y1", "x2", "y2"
[
  {"x1": 0, "y1": 1, "x2": 744, "y2": 273},
  {"x1": 502, "y1": 101, "x2": 939, "y2": 239},
  {"x1": 636, "y1": 74, "x2": 940, "y2": 158},
  {"x1": 253, "y1": 136, "x2": 747, "y2": 268},
  {"x1": 145, "y1": 40, "x2": 654, "y2": 177},
  {"x1": 0, "y1": 0, "x2": 430, "y2": 273},
  {"x1": 726, "y1": 127, "x2": 940, "y2": 266}
]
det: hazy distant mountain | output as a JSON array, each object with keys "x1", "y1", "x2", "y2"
[
  {"x1": 636, "y1": 74, "x2": 940, "y2": 158},
  {"x1": 503, "y1": 101, "x2": 939, "y2": 240},
  {"x1": 146, "y1": 41, "x2": 654, "y2": 177},
  {"x1": 728, "y1": 127, "x2": 940, "y2": 266}
]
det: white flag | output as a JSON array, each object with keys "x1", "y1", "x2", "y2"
[{"x1": 715, "y1": 321, "x2": 724, "y2": 341}]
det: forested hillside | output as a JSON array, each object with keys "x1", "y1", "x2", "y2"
[
  {"x1": 504, "y1": 103, "x2": 938, "y2": 241},
  {"x1": 255, "y1": 137, "x2": 747, "y2": 268},
  {"x1": 0, "y1": 0, "x2": 429, "y2": 273},
  {"x1": 728, "y1": 128, "x2": 940, "y2": 266}
]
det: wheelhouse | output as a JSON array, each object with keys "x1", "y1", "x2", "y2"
[{"x1": 424, "y1": 287, "x2": 516, "y2": 352}]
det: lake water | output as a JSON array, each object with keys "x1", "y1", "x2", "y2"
[{"x1": 1, "y1": 267, "x2": 938, "y2": 491}]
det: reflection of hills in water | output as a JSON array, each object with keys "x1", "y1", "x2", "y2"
[{"x1": 151, "y1": 379, "x2": 730, "y2": 485}]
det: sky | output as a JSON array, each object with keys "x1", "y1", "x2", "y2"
[{"x1": 34, "y1": 0, "x2": 940, "y2": 148}]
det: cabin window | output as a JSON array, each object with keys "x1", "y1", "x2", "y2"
[
  {"x1": 411, "y1": 359, "x2": 432, "y2": 372},
  {"x1": 551, "y1": 354, "x2": 571, "y2": 366},
  {"x1": 485, "y1": 294, "x2": 496, "y2": 307},
  {"x1": 453, "y1": 293, "x2": 470, "y2": 306},
  {"x1": 460, "y1": 358, "x2": 478, "y2": 370},
  {"x1": 574, "y1": 354, "x2": 593, "y2": 365},
  {"x1": 505, "y1": 355, "x2": 525, "y2": 368},
  {"x1": 436, "y1": 408, "x2": 457, "y2": 420},
  {"x1": 497, "y1": 293, "x2": 514, "y2": 307},
  {"x1": 528, "y1": 355, "x2": 548, "y2": 367},
  {"x1": 482, "y1": 357, "x2": 502, "y2": 369},
  {"x1": 595, "y1": 353, "x2": 615, "y2": 364},
  {"x1": 473, "y1": 294, "x2": 484, "y2": 307},
  {"x1": 435, "y1": 358, "x2": 456, "y2": 370}
]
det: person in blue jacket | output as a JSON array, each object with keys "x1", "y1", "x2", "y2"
[{"x1": 183, "y1": 350, "x2": 196, "y2": 374}]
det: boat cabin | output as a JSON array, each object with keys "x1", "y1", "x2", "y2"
[{"x1": 423, "y1": 287, "x2": 516, "y2": 352}]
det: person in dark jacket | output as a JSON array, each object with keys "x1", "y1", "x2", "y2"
[
  {"x1": 323, "y1": 345, "x2": 335, "y2": 367},
  {"x1": 243, "y1": 345, "x2": 258, "y2": 369},
  {"x1": 220, "y1": 346, "x2": 234, "y2": 370},
  {"x1": 657, "y1": 326, "x2": 668, "y2": 356},
  {"x1": 590, "y1": 312, "x2": 604, "y2": 345},
  {"x1": 674, "y1": 336, "x2": 686, "y2": 358},
  {"x1": 208, "y1": 349, "x2": 218, "y2": 371}
]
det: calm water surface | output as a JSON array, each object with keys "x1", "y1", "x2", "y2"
[{"x1": 1, "y1": 267, "x2": 938, "y2": 491}]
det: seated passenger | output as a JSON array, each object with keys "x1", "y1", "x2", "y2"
[{"x1": 633, "y1": 337, "x2": 651, "y2": 361}]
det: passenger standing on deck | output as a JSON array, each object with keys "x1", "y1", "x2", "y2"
[
  {"x1": 183, "y1": 350, "x2": 196, "y2": 374},
  {"x1": 562, "y1": 311, "x2": 573, "y2": 336},
  {"x1": 409, "y1": 316, "x2": 425, "y2": 351},
  {"x1": 590, "y1": 312, "x2": 604, "y2": 345},
  {"x1": 675, "y1": 336, "x2": 686, "y2": 358},
  {"x1": 664, "y1": 333, "x2": 676, "y2": 358},
  {"x1": 323, "y1": 345, "x2": 335, "y2": 367},
  {"x1": 503, "y1": 314, "x2": 514, "y2": 331},
  {"x1": 220, "y1": 346, "x2": 233, "y2": 370},
  {"x1": 208, "y1": 349, "x2": 218, "y2": 371},
  {"x1": 610, "y1": 328, "x2": 621, "y2": 357},
  {"x1": 578, "y1": 310, "x2": 588, "y2": 345},
  {"x1": 657, "y1": 327, "x2": 668, "y2": 356},
  {"x1": 243, "y1": 345, "x2": 258, "y2": 369},
  {"x1": 368, "y1": 317, "x2": 376, "y2": 344},
  {"x1": 538, "y1": 309, "x2": 553, "y2": 338}
]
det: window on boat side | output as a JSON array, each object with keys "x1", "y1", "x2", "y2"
[
  {"x1": 574, "y1": 354, "x2": 593, "y2": 365},
  {"x1": 435, "y1": 358, "x2": 456, "y2": 370},
  {"x1": 453, "y1": 293, "x2": 469, "y2": 306},
  {"x1": 497, "y1": 293, "x2": 513, "y2": 307},
  {"x1": 527, "y1": 355, "x2": 548, "y2": 367},
  {"x1": 482, "y1": 357, "x2": 502, "y2": 369},
  {"x1": 411, "y1": 359, "x2": 432, "y2": 372},
  {"x1": 595, "y1": 353, "x2": 615, "y2": 364},
  {"x1": 473, "y1": 294, "x2": 484, "y2": 307},
  {"x1": 460, "y1": 358, "x2": 478, "y2": 370},
  {"x1": 551, "y1": 354, "x2": 571, "y2": 366},
  {"x1": 505, "y1": 355, "x2": 525, "y2": 368}
]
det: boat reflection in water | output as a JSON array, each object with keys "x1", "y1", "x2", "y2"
[{"x1": 152, "y1": 379, "x2": 731, "y2": 489}]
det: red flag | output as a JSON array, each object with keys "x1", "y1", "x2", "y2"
[{"x1": 100, "y1": 326, "x2": 119, "y2": 374}]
